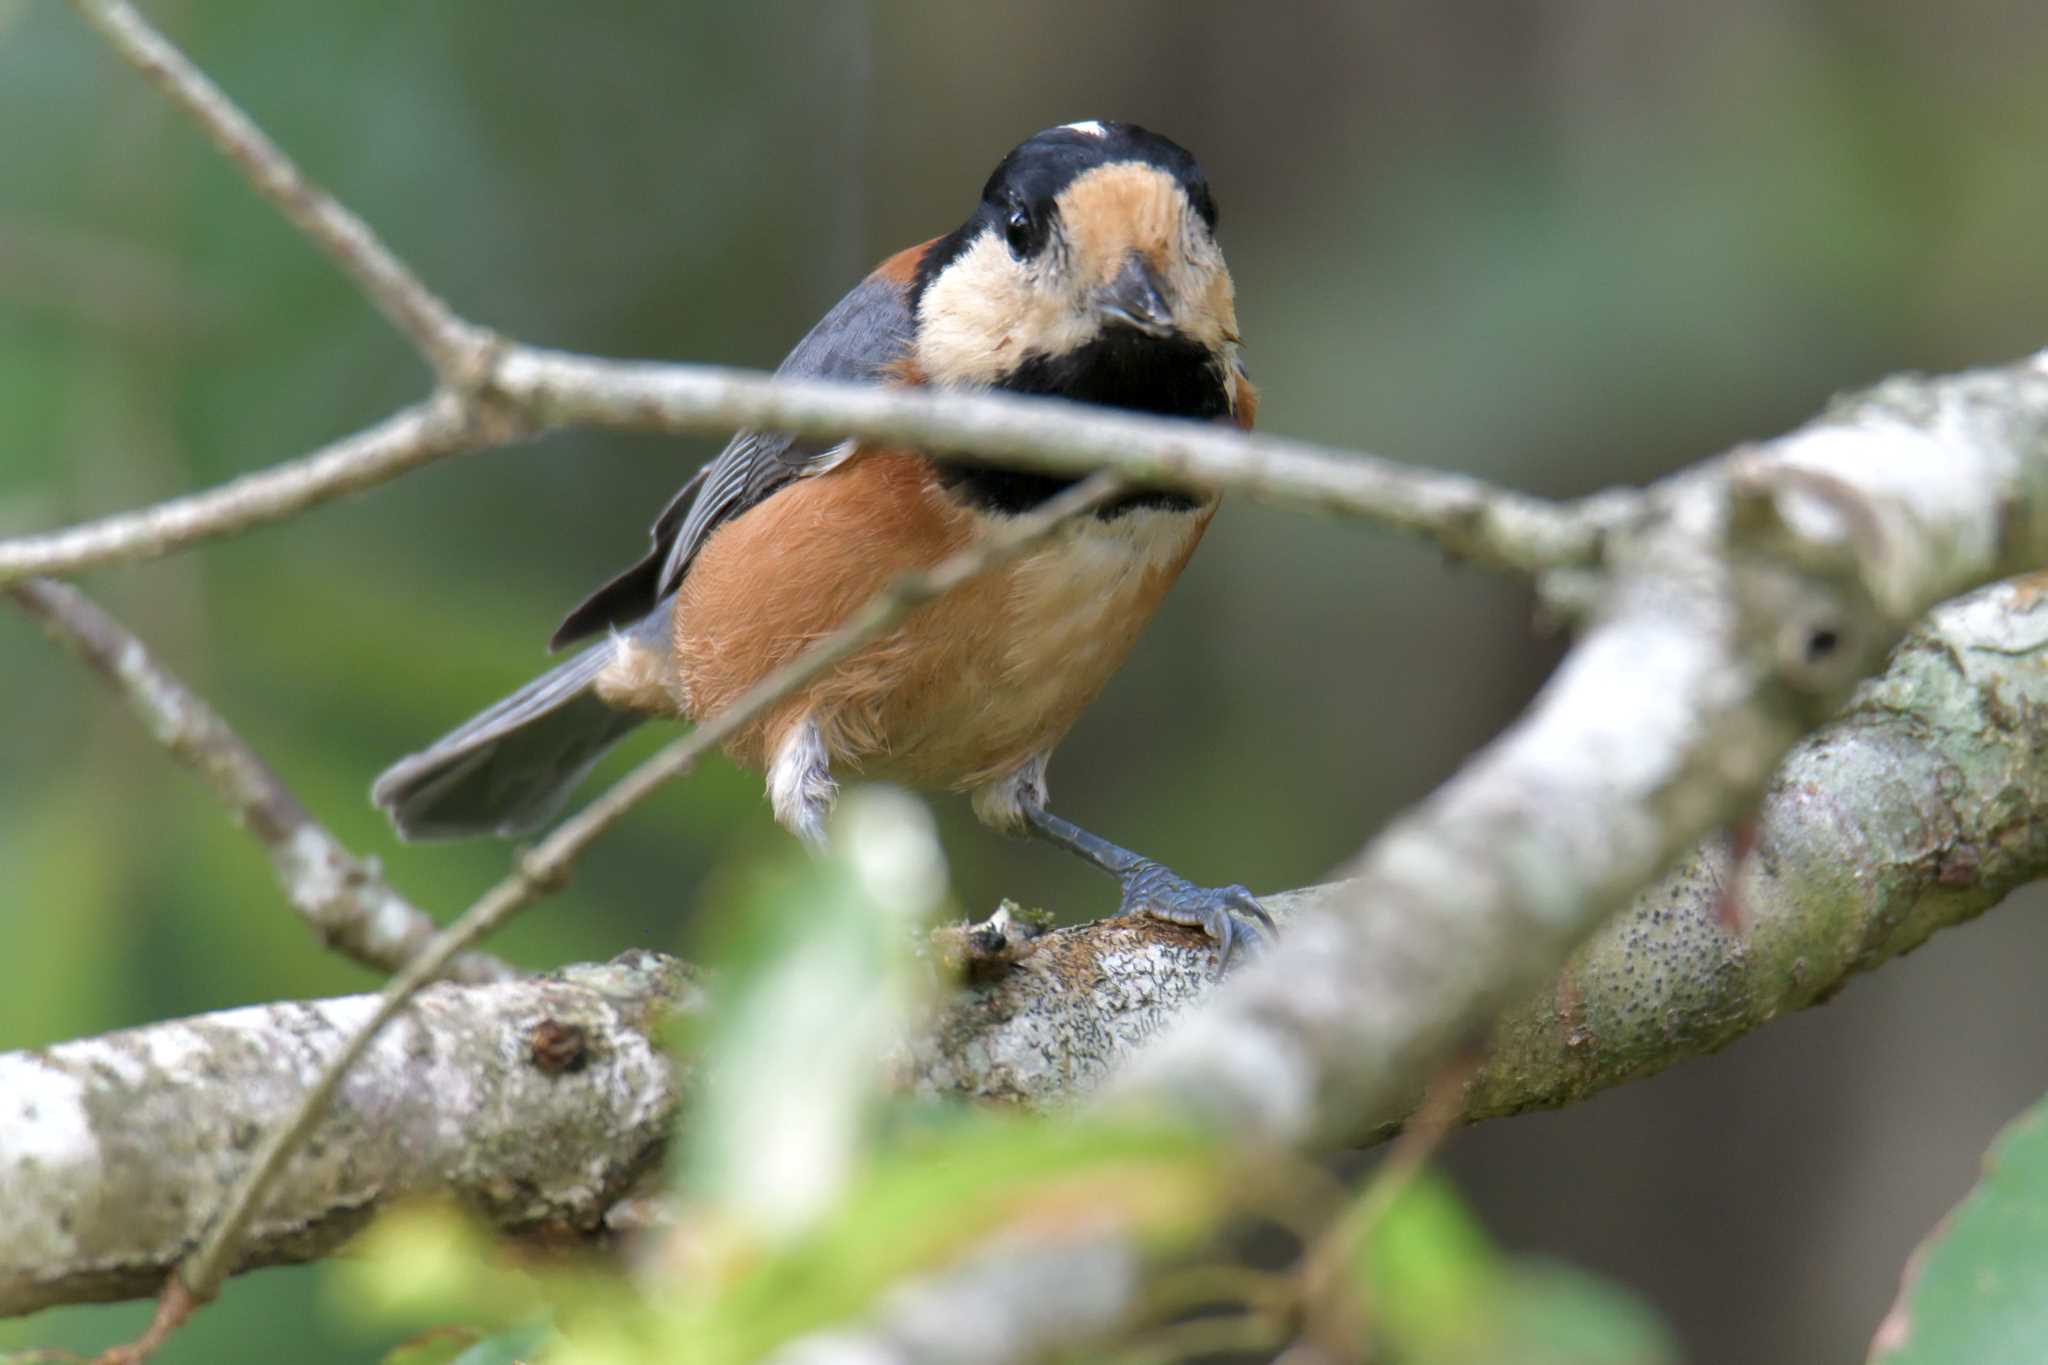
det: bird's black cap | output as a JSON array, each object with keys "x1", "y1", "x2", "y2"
[
  {"x1": 979, "y1": 121, "x2": 1216, "y2": 229},
  {"x1": 914, "y1": 121, "x2": 1217, "y2": 302}
]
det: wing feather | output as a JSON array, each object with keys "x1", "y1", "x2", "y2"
[{"x1": 549, "y1": 261, "x2": 919, "y2": 649}]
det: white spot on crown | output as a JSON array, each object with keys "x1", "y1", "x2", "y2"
[{"x1": 1062, "y1": 120, "x2": 1108, "y2": 138}]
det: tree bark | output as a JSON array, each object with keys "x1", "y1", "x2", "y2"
[
  {"x1": 0, "y1": 955, "x2": 694, "y2": 1318},
  {"x1": 10, "y1": 576, "x2": 2048, "y2": 1318}
]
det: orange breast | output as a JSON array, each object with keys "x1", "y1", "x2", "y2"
[{"x1": 670, "y1": 449, "x2": 1211, "y2": 790}]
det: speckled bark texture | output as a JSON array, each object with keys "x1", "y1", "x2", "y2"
[
  {"x1": 905, "y1": 906, "x2": 1310, "y2": 1106},
  {"x1": 899, "y1": 577, "x2": 2048, "y2": 1123},
  {"x1": 0, "y1": 953, "x2": 694, "y2": 1317},
  {"x1": 771, "y1": 359, "x2": 2048, "y2": 1364},
  {"x1": 10, "y1": 577, "x2": 2048, "y2": 1320},
  {"x1": 1116, "y1": 359, "x2": 2048, "y2": 1147},
  {"x1": 1474, "y1": 575, "x2": 2048, "y2": 1120}
]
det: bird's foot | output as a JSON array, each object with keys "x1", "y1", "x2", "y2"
[{"x1": 1114, "y1": 860, "x2": 1274, "y2": 971}]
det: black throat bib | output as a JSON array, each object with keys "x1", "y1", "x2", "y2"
[{"x1": 937, "y1": 326, "x2": 1231, "y2": 517}]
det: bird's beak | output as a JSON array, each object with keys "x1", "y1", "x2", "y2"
[{"x1": 1097, "y1": 253, "x2": 1176, "y2": 337}]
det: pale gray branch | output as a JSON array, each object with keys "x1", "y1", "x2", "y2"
[
  {"x1": 4, "y1": 578, "x2": 513, "y2": 985},
  {"x1": 11, "y1": 0, "x2": 1601, "y2": 595},
  {"x1": 171, "y1": 471, "x2": 1128, "y2": 1306},
  {"x1": 12, "y1": 573, "x2": 2048, "y2": 1319},
  {"x1": 0, "y1": 955, "x2": 694, "y2": 1318},
  {"x1": 1118, "y1": 357, "x2": 2048, "y2": 1146},
  {"x1": 905, "y1": 574, "x2": 2048, "y2": 1120},
  {"x1": 490, "y1": 348, "x2": 1609, "y2": 572},
  {"x1": 0, "y1": 351, "x2": 1603, "y2": 591},
  {"x1": 14, "y1": 0, "x2": 1604, "y2": 597}
]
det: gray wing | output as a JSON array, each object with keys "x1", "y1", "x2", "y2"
[{"x1": 549, "y1": 268, "x2": 917, "y2": 649}]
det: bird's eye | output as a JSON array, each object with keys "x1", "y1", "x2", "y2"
[{"x1": 1003, "y1": 202, "x2": 1043, "y2": 258}]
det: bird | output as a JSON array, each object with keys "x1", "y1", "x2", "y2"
[{"x1": 374, "y1": 119, "x2": 1273, "y2": 960}]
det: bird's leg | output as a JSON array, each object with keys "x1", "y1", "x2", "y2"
[
  {"x1": 767, "y1": 715, "x2": 838, "y2": 851},
  {"x1": 1017, "y1": 800, "x2": 1273, "y2": 969}
]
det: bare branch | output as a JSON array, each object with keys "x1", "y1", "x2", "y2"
[
  {"x1": 63, "y1": 0, "x2": 491, "y2": 381},
  {"x1": 7, "y1": 4, "x2": 1606, "y2": 595},
  {"x1": 170, "y1": 472, "x2": 1126, "y2": 1305},
  {"x1": 4, "y1": 578, "x2": 514, "y2": 985},
  {"x1": 89, "y1": 1278, "x2": 195, "y2": 1365},
  {"x1": 14, "y1": 571, "x2": 2048, "y2": 1317},
  {"x1": 18, "y1": 0, "x2": 1612, "y2": 594},
  {"x1": 0, "y1": 356, "x2": 1605, "y2": 591},
  {"x1": 0, "y1": 954, "x2": 694, "y2": 1318},
  {"x1": 0, "y1": 396, "x2": 485, "y2": 586},
  {"x1": 905, "y1": 574, "x2": 2048, "y2": 1119},
  {"x1": 1116, "y1": 359, "x2": 2048, "y2": 1146},
  {"x1": 39, "y1": 0, "x2": 1603, "y2": 593},
  {"x1": 490, "y1": 347, "x2": 1611, "y2": 572}
]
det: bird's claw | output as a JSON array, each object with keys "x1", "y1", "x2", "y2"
[{"x1": 1115, "y1": 859, "x2": 1274, "y2": 971}]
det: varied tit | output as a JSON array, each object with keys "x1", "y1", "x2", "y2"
[{"x1": 375, "y1": 120, "x2": 1272, "y2": 959}]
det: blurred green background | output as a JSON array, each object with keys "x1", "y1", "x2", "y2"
[{"x1": 4, "y1": 1, "x2": 2047, "y2": 1360}]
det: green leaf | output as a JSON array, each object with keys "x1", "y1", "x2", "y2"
[
  {"x1": 382, "y1": 1328, "x2": 484, "y2": 1365},
  {"x1": 1493, "y1": 1260, "x2": 1679, "y2": 1365},
  {"x1": 1359, "y1": 1172, "x2": 1500, "y2": 1354},
  {"x1": 1871, "y1": 1095, "x2": 2048, "y2": 1364},
  {"x1": 377, "y1": 1319, "x2": 552, "y2": 1365},
  {"x1": 337, "y1": 1202, "x2": 622, "y2": 1334},
  {"x1": 341, "y1": 1203, "x2": 521, "y2": 1324},
  {"x1": 450, "y1": 1323, "x2": 554, "y2": 1365},
  {"x1": 678, "y1": 789, "x2": 950, "y2": 1239},
  {"x1": 661, "y1": 1111, "x2": 1227, "y2": 1364},
  {"x1": 1354, "y1": 1172, "x2": 1677, "y2": 1365}
]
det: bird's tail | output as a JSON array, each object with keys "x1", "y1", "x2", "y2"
[{"x1": 373, "y1": 638, "x2": 647, "y2": 841}]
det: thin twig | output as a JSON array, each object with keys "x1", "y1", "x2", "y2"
[
  {"x1": 0, "y1": 396, "x2": 484, "y2": 586},
  {"x1": 17, "y1": 0, "x2": 1606, "y2": 593},
  {"x1": 24, "y1": 0, "x2": 1605, "y2": 593},
  {"x1": 1293, "y1": 1054, "x2": 1481, "y2": 1358},
  {"x1": 173, "y1": 471, "x2": 1125, "y2": 1304},
  {"x1": 497, "y1": 349, "x2": 1612, "y2": 572},
  {"x1": 15, "y1": 571, "x2": 2048, "y2": 1319},
  {"x1": 89, "y1": 1277, "x2": 195, "y2": 1365},
  {"x1": 56, "y1": 0, "x2": 1598, "y2": 578},
  {"x1": 63, "y1": 0, "x2": 490, "y2": 381},
  {"x1": 6, "y1": 578, "x2": 515, "y2": 984},
  {"x1": 0, "y1": 353, "x2": 1606, "y2": 589}
]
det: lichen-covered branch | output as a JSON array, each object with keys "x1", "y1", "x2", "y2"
[
  {"x1": 1118, "y1": 358, "x2": 2048, "y2": 1147},
  {"x1": 166, "y1": 472, "x2": 1129, "y2": 1312},
  {"x1": 905, "y1": 575, "x2": 2048, "y2": 1116},
  {"x1": 10, "y1": 575, "x2": 2048, "y2": 1318},
  {"x1": 4, "y1": 578, "x2": 514, "y2": 985},
  {"x1": 1469, "y1": 575, "x2": 2048, "y2": 1120},
  {"x1": 0, "y1": 954, "x2": 695, "y2": 1318}
]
